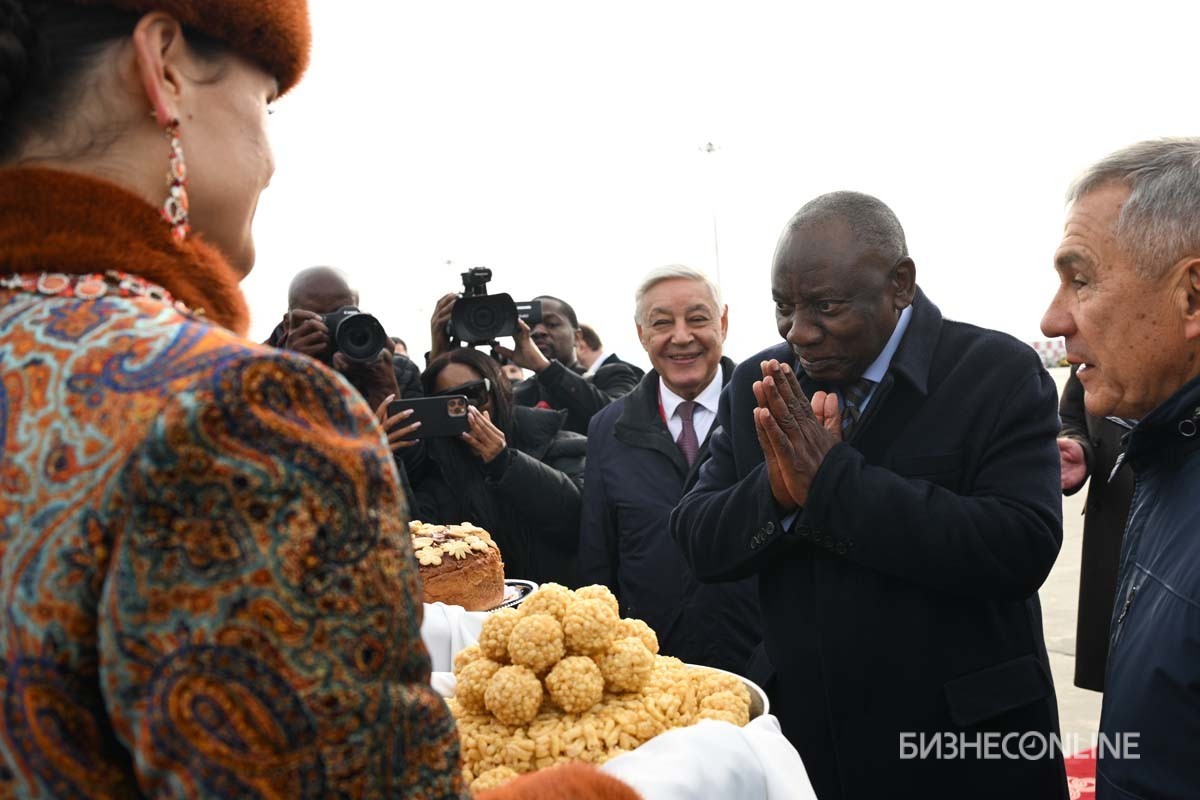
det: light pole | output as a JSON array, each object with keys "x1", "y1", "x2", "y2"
[{"x1": 700, "y1": 142, "x2": 722, "y2": 285}]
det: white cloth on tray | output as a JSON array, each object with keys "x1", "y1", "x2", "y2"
[
  {"x1": 420, "y1": 602, "x2": 488, "y2": 673},
  {"x1": 599, "y1": 716, "x2": 816, "y2": 800}
]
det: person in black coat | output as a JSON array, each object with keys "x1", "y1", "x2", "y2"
[
  {"x1": 671, "y1": 192, "x2": 1067, "y2": 800},
  {"x1": 411, "y1": 348, "x2": 586, "y2": 586},
  {"x1": 580, "y1": 266, "x2": 760, "y2": 673},
  {"x1": 1057, "y1": 366, "x2": 1133, "y2": 691}
]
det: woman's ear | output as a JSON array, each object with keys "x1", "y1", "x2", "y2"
[{"x1": 131, "y1": 12, "x2": 186, "y2": 125}]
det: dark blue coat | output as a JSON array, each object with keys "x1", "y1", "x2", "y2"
[
  {"x1": 1097, "y1": 374, "x2": 1200, "y2": 800},
  {"x1": 671, "y1": 290, "x2": 1068, "y2": 800},
  {"x1": 579, "y1": 359, "x2": 761, "y2": 673}
]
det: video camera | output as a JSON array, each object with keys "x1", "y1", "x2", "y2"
[
  {"x1": 449, "y1": 268, "x2": 543, "y2": 345},
  {"x1": 319, "y1": 306, "x2": 389, "y2": 364}
]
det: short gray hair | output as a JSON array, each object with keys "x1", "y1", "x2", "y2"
[
  {"x1": 634, "y1": 265, "x2": 724, "y2": 325},
  {"x1": 1069, "y1": 138, "x2": 1200, "y2": 279}
]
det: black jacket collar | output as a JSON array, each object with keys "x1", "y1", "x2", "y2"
[{"x1": 510, "y1": 404, "x2": 569, "y2": 460}]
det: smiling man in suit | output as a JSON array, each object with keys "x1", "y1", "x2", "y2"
[
  {"x1": 671, "y1": 193, "x2": 1068, "y2": 799},
  {"x1": 579, "y1": 265, "x2": 760, "y2": 672}
]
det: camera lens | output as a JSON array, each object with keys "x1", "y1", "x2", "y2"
[{"x1": 335, "y1": 313, "x2": 388, "y2": 363}]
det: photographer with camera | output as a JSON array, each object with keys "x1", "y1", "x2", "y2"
[{"x1": 430, "y1": 269, "x2": 639, "y2": 435}]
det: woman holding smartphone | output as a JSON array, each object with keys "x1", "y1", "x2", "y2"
[{"x1": 413, "y1": 348, "x2": 586, "y2": 586}]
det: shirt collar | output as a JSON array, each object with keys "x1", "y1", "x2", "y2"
[
  {"x1": 861, "y1": 304, "x2": 913, "y2": 384},
  {"x1": 583, "y1": 350, "x2": 610, "y2": 377},
  {"x1": 659, "y1": 371, "x2": 724, "y2": 418}
]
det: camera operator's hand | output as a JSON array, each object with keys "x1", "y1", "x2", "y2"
[
  {"x1": 282, "y1": 309, "x2": 329, "y2": 358},
  {"x1": 429, "y1": 293, "x2": 459, "y2": 362},
  {"x1": 494, "y1": 320, "x2": 551, "y2": 374},
  {"x1": 462, "y1": 407, "x2": 507, "y2": 463},
  {"x1": 333, "y1": 337, "x2": 400, "y2": 411},
  {"x1": 374, "y1": 394, "x2": 421, "y2": 452}
]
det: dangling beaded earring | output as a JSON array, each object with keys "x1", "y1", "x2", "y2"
[{"x1": 161, "y1": 118, "x2": 190, "y2": 242}]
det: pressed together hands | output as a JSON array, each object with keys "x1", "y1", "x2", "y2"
[{"x1": 753, "y1": 360, "x2": 842, "y2": 512}]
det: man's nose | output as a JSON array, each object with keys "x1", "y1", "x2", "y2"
[
  {"x1": 786, "y1": 313, "x2": 823, "y2": 347},
  {"x1": 669, "y1": 321, "x2": 694, "y2": 345},
  {"x1": 1040, "y1": 290, "x2": 1074, "y2": 340}
]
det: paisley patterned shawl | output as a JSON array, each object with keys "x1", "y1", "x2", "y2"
[{"x1": 0, "y1": 168, "x2": 468, "y2": 799}]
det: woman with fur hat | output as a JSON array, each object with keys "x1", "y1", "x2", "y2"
[{"x1": 0, "y1": 2, "x2": 636, "y2": 798}]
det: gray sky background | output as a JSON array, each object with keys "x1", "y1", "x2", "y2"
[{"x1": 243, "y1": 0, "x2": 1197, "y2": 369}]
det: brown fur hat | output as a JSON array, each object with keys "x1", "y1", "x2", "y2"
[{"x1": 69, "y1": 0, "x2": 311, "y2": 93}]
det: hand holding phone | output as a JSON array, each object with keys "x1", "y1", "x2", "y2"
[{"x1": 387, "y1": 395, "x2": 470, "y2": 439}]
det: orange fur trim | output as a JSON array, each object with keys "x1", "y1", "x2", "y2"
[
  {"x1": 68, "y1": 0, "x2": 311, "y2": 94},
  {"x1": 0, "y1": 167, "x2": 250, "y2": 335},
  {"x1": 477, "y1": 764, "x2": 642, "y2": 800}
]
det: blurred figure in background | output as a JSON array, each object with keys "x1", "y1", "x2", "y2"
[
  {"x1": 1057, "y1": 366, "x2": 1133, "y2": 692},
  {"x1": 580, "y1": 265, "x2": 760, "y2": 672},
  {"x1": 410, "y1": 348, "x2": 587, "y2": 585},
  {"x1": 579, "y1": 322, "x2": 646, "y2": 380}
]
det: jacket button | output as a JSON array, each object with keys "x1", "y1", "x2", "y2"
[{"x1": 764, "y1": 521, "x2": 775, "y2": 535}]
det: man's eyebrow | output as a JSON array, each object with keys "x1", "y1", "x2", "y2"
[{"x1": 1055, "y1": 250, "x2": 1093, "y2": 272}]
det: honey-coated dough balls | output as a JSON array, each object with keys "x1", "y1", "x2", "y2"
[
  {"x1": 456, "y1": 657, "x2": 503, "y2": 713},
  {"x1": 519, "y1": 583, "x2": 574, "y2": 622},
  {"x1": 545, "y1": 656, "x2": 605, "y2": 713},
  {"x1": 616, "y1": 618, "x2": 659, "y2": 655},
  {"x1": 507, "y1": 613, "x2": 565, "y2": 674},
  {"x1": 485, "y1": 665, "x2": 544, "y2": 726},
  {"x1": 453, "y1": 644, "x2": 484, "y2": 674},
  {"x1": 562, "y1": 598, "x2": 620, "y2": 655},
  {"x1": 478, "y1": 607, "x2": 522, "y2": 662},
  {"x1": 574, "y1": 584, "x2": 620, "y2": 616},
  {"x1": 596, "y1": 636, "x2": 655, "y2": 693}
]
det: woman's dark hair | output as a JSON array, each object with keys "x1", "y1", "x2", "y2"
[
  {"x1": 0, "y1": 1, "x2": 227, "y2": 163},
  {"x1": 422, "y1": 348, "x2": 514, "y2": 434}
]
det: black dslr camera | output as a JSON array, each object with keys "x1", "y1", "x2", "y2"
[
  {"x1": 319, "y1": 306, "x2": 389, "y2": 364},
  {"x1": 449, "y1": 268, "x2": 543, "y2": 345}
]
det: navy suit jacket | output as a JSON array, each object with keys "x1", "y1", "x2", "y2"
[{"x1": 671, "y1": 289, "x2": 1068, "y2": 800}]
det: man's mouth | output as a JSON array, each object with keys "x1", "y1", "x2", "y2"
[
  {"x1": 664, "y1": 352, "x2": 702, "y2": 365},
  {"x1": 1067, "y1": 355, "x2": 1096, "y2": 374}
]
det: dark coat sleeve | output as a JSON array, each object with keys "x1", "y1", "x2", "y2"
[
  {"x1": 533, "y1": 360, "x2": 639, "y2": 434},
  {"x1": 795, "y1": 366, "x2": 1063, "y2": 601},
  {"x1": 578, "y1": 412, "x2": 621, "y2": 592},
  {"x1": 392, "y1": 354, "x2": 424, "y2": 400},
  {"x1": 1058, "y1": 366, "x2": 1094, "y2": 495},
  {"x1": 670, "y1": 368, "x2": 798, "y2": 584},
  {"x1": 485, "y1": 434, "x2": 585, "y2": 555}
]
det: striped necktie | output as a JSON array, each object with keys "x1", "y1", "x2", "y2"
[{"x1": 840, "y1": 378, "x2": 875, "y2": 437}]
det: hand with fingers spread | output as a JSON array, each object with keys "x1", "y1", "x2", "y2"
[
  {"x1": 753, "y1": 359, "x2": 838, "y2": 509},
  {"x1": 374, "y1": 394, "x2": 421, "y2": 452},
  {"x1": 493, "y1": 319, "x2": 552, "y2": 374},
  {"x1": 462, "y1": 406, "x2": 508, "y2": 463},
  {"x1": 282, "y1": 308, "x2": 330, "y2": 359}
]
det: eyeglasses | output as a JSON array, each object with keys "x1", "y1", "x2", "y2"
[{"x1": 434, "y1": 378, "x2": 491, "y2": 408}]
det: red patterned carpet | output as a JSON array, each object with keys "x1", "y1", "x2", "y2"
[{"x1": 1065, "y1": 748, "x2": 1097, "y2": 799}]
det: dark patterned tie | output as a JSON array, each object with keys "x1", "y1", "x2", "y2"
[
  {"x1": 840, "y1": 378, "x2": 875, "y2": 438},
  {"x1": 676, "y1": 400, "x2": 700, "y2": 466}
]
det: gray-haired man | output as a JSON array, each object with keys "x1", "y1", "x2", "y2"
[{"x1": 1042, "y1": 138, "x2": 1200, "y2": 800}]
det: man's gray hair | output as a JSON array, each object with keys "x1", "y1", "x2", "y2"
[
  {"x1": 634, "y1": 265, "x2": 724, "y2": 325},
  {"x1": 1069, "y1": 138, "x2": 1200, "y2": 279}
]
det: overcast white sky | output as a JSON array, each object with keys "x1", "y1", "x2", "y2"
[{"x1": 242, "y1": 0, "x2": 1198, "y2": 369}]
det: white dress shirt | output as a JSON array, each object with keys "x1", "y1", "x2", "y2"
[
  {"x1": 582, "y1": 350, "x2": 612, "y2": 378},
  {"x1": 661, "y1": 372, "x2": 723, "y2": 445}
]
